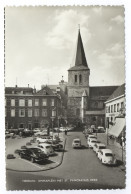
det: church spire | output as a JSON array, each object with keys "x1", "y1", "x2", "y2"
[{"x1": 75, "y1": 27, "x2": 88, "y2": 67}]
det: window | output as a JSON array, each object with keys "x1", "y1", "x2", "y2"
[
  {"x1": 121, "y1": 102, "x2": 124, "y2": 109},
  {"x1": 52, "y1": 110, "x2": 56, "y2": 117},
  {"x1": 109, "y1": 106, "x2": 110, "y2": 113},
  {"x1": 117, "y1": 103, "x2": 119, "y2": 112},
  {"x1": 42, "y1": 109, "x2": 47, "y2": 117},
  {"x1": 19, "y1": 109, "x2": 25, "y2": 117},
  {"x1": 111, "y1": 105, "x2": 113, "y2": 113},
  {"x1": 5, "y1": 98, "x2": 7, "y2": 106},
  {"x1": 75, "y1": 75, "x2": 77, "y2": 83},
  {"x1": 34, "y1": 109, "x2": 39, "y2": 117},
  {"x1": 28, "y1": 109, "x2": 32, "y2": 117},
  {"x1": 42, "y1": 99, "x2": 47, "y2": 106},
  {"x1": 11, "y1": 99, "x2": 15, "y2": 106},
  {"x1": 79, "y1": 74, "x2": 82, "y2": 83},
  {"x1": 11, "y1": 109, "x2": 15, "y2": 117},
  {"x1": 19, "y1": 99, "x2": 25, "y2": 106},
  {"x1": 106, "y1": 106, "x2": 109, "y2": 113},
  {"x1": 114, "y1": 104, "x2": 116, "y2": 112},
  {"x1": 28, "y1": 99, "x2": 32, "y2": 107},
  {"x1": 34, "y1": 99, "x2": 39, "y2": 106},
  {"x1": 51, "y1": 99, "x2": 55, "y2": 106}
]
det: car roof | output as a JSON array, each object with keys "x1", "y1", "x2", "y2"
[
  {"x1": 39, "y1": 143, "x2": 52, "y2": 146},
  {"x1": 73, "y1": 138, "x2": 80, "y2": 141},
  {"x1": 101, "y1": 149, "x2": 112, "y2": 153},
  {"x1": 97, "y1": 143, "x2": 106, "y2": 147}
]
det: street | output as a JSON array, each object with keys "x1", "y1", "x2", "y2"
[{"x1": 6, "y1": 131, "x2": 125, "y2": 190}]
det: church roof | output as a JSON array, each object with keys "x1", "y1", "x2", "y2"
[
  {"x1": 90, "y1": 86, "x2": 119, "y2": 98},
  {"x1": 68, "y1": 29, "x2": 89, "y2": 71}
]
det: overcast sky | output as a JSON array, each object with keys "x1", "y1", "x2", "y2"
[{"x1": 5, "y1": 6, "x2": 125, "y2": 89}]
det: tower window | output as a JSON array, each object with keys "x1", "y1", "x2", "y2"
[
  {"x1": 75, "y1": 75, "x2": 77, "y2": 83},
  {"x1": 79, "y1": 74, "x2": 82, "y2": 83}
]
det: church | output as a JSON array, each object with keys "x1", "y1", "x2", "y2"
[{"x1": 66, "y1": 28, "x2": 118, "y2": 127}]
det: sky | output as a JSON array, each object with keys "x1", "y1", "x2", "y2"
[{"x1": 5, "y1": 6, "x2": 125, "y2": 89}]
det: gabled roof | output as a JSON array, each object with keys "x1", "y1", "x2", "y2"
[
  {"x1": 68, "y1": 29, "x2": 89, "y2": 71},
  {"x1": 36, "y1": 86, "x2": 54, "y2": 96},
  {"x1": 90, "y1": 86, "x2": 119, "y2": 98},
  {"x1": 106, "y1": 83, "x2": 125, "y2": 101}
]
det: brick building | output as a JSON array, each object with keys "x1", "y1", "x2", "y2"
[{"x1": 5, "y1": 85, "x2": 62, "y2": 130}]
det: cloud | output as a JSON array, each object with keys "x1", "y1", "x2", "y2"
[
  {"x1": 45, "y1": 9, "x2": 91, "y2": 50},
  {"x1": 107, "y1": 43, "x2": 124, "y2": 56},
  {"x1": 92, "y1": 7, "x2": 102, "y2": 14},
  {"x1": 111, "y1": 15, "x2": 124, "y2": 24}
]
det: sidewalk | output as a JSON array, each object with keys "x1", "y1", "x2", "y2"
[{"x1": 97, "y1": 133, "x2": 126, "y2": 166}]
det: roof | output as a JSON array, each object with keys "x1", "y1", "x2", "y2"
[
  {"x1": 106, "y1": 83, "x2": 125, "y2": 102},
  {"x1": 82, "y1": 90, "x2": 87, "y2": 97},
  {"x1": 68, "y1": 65, "x2": 89, "y2": 71},
  {"x1": 68, "y1": 29, "x2": 89, "y2": 71},
  {"x1": 89, "y1": 86, "x2": 119, "y2": 98},
  {"x1": 36, "y1": 86, "x2": 55, "y2": 96},
  {"x1": 101, "y1": 149, "x2": 113, "y2": 153}
]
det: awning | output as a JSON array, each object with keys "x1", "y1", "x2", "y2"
[{"x1": 108, "y1": 118, "x2": 125, "y2": 137}]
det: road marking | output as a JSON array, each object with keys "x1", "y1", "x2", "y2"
[{"x1": 18, "y1": 158, "x2": 45, "y2": 169}]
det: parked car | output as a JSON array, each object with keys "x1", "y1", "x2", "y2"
[
  {"x1": 97, "y1": 149, "x2": 117, "y2": 165},
  {"x1": 87, "y1": 135, "x2": 97, "y2": 142},
  {"x1": 19, "y1": 148, "x2": 49, "y2": 163},
  {"x1": 93, "y1": 143, "x2": 106, "y2": 154},
  {"x1": 97, "y1": 126, "x2": 105, "y2": 133},
  {"x1": 45, "y1": 141, "x2": 64, "y2": 151},
  {"x1": 59, "y1": 127, "x2": 66, "y2": 132},
  {"x1": 72, "y1": 138, "x2": 81, "y2": 148},
  {"x1": 32, "y1": 128, "x2": 41, "y2": 133},
  {"x1": 36, "y1": 135, "x2": 52, "y2": 143},
  {"x1": 37, "y1": 143, "x2": 55, "y2": 156},
  {"x1": 88, "y1": 139, "x2": 100, "y2": 148}
]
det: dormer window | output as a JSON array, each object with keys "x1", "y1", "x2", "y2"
[{"x1": 43, "y1": 90, "x2": 46, "y2": 95}]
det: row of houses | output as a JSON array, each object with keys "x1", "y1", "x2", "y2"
[{"x1": 5, "y1": 83, "x2": 67, "y2": 130}]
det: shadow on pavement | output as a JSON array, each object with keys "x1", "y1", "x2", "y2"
[{"x1": 37, "y1": 159, "x2": 55, "y2": 165}]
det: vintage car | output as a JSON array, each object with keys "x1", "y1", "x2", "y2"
[{"x1": 98, "y1": 149, "x2": 117, "y2": 165}]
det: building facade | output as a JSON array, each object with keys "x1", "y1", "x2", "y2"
[
  {"x1": 67, "y1": 29, "x2": 118, "y2": 127},
  {"x1": 105, "y1": 83, "x2": 125, "y2": 129},
  {"x1": 5, "y1": 85, "x2": 62, "y2": 130}
]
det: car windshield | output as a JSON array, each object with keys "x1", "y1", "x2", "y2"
[
  {"x1": 91, "y1": 140, "x2": 97, "y2": 143},
  {"x1": 74, "y1": 140, "x2": 80, "y2": 143},
  {"x1": 31, "y1": 148, "x2": 42, "y2": 153},
  {"x1": 99, "y1": 146, "x2": 106, "y2": 149},
  {"x1": 46, "y1": 146, "x2": 51, "y2": 149},
  {"x1": 105, "y1": 153, "x2": 113, "y2": 157}
]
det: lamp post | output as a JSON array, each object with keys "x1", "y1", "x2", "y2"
[
  {"x1": 51, "y1": 116, "x2": 55, "y2": 140},
  {"x1": 58, "y1": 116, "x2": 61, "y2": 137},
  {"x1": 121, "y1": 132, "x2": 124, "y2": 163},
  {"x1": 107, "y1": 127, "x2": 109, "y2": 145}
]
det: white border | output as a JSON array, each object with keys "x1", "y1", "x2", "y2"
[{"x1": 0, "y1": 1, "x2": 131, "y2": 194}]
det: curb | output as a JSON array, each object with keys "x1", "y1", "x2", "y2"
[{"x1": 6, "y1": 137, "x2": 67, "y2": 173}]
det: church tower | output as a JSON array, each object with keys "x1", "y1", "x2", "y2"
[{"x1": 67, "y1": 28, "x2": 90, "y2": 122}]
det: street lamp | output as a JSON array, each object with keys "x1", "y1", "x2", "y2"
[
  {"x1": 51, "y1": 116, "x2": 55, "y2": 140},
  {"x1": 121, "y1": 131, "x2": 124, "y2": 163}
]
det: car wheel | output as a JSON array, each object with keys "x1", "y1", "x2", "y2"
[{"x1": 31, "y1": 157, "x2": 35, "y2": 163}]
